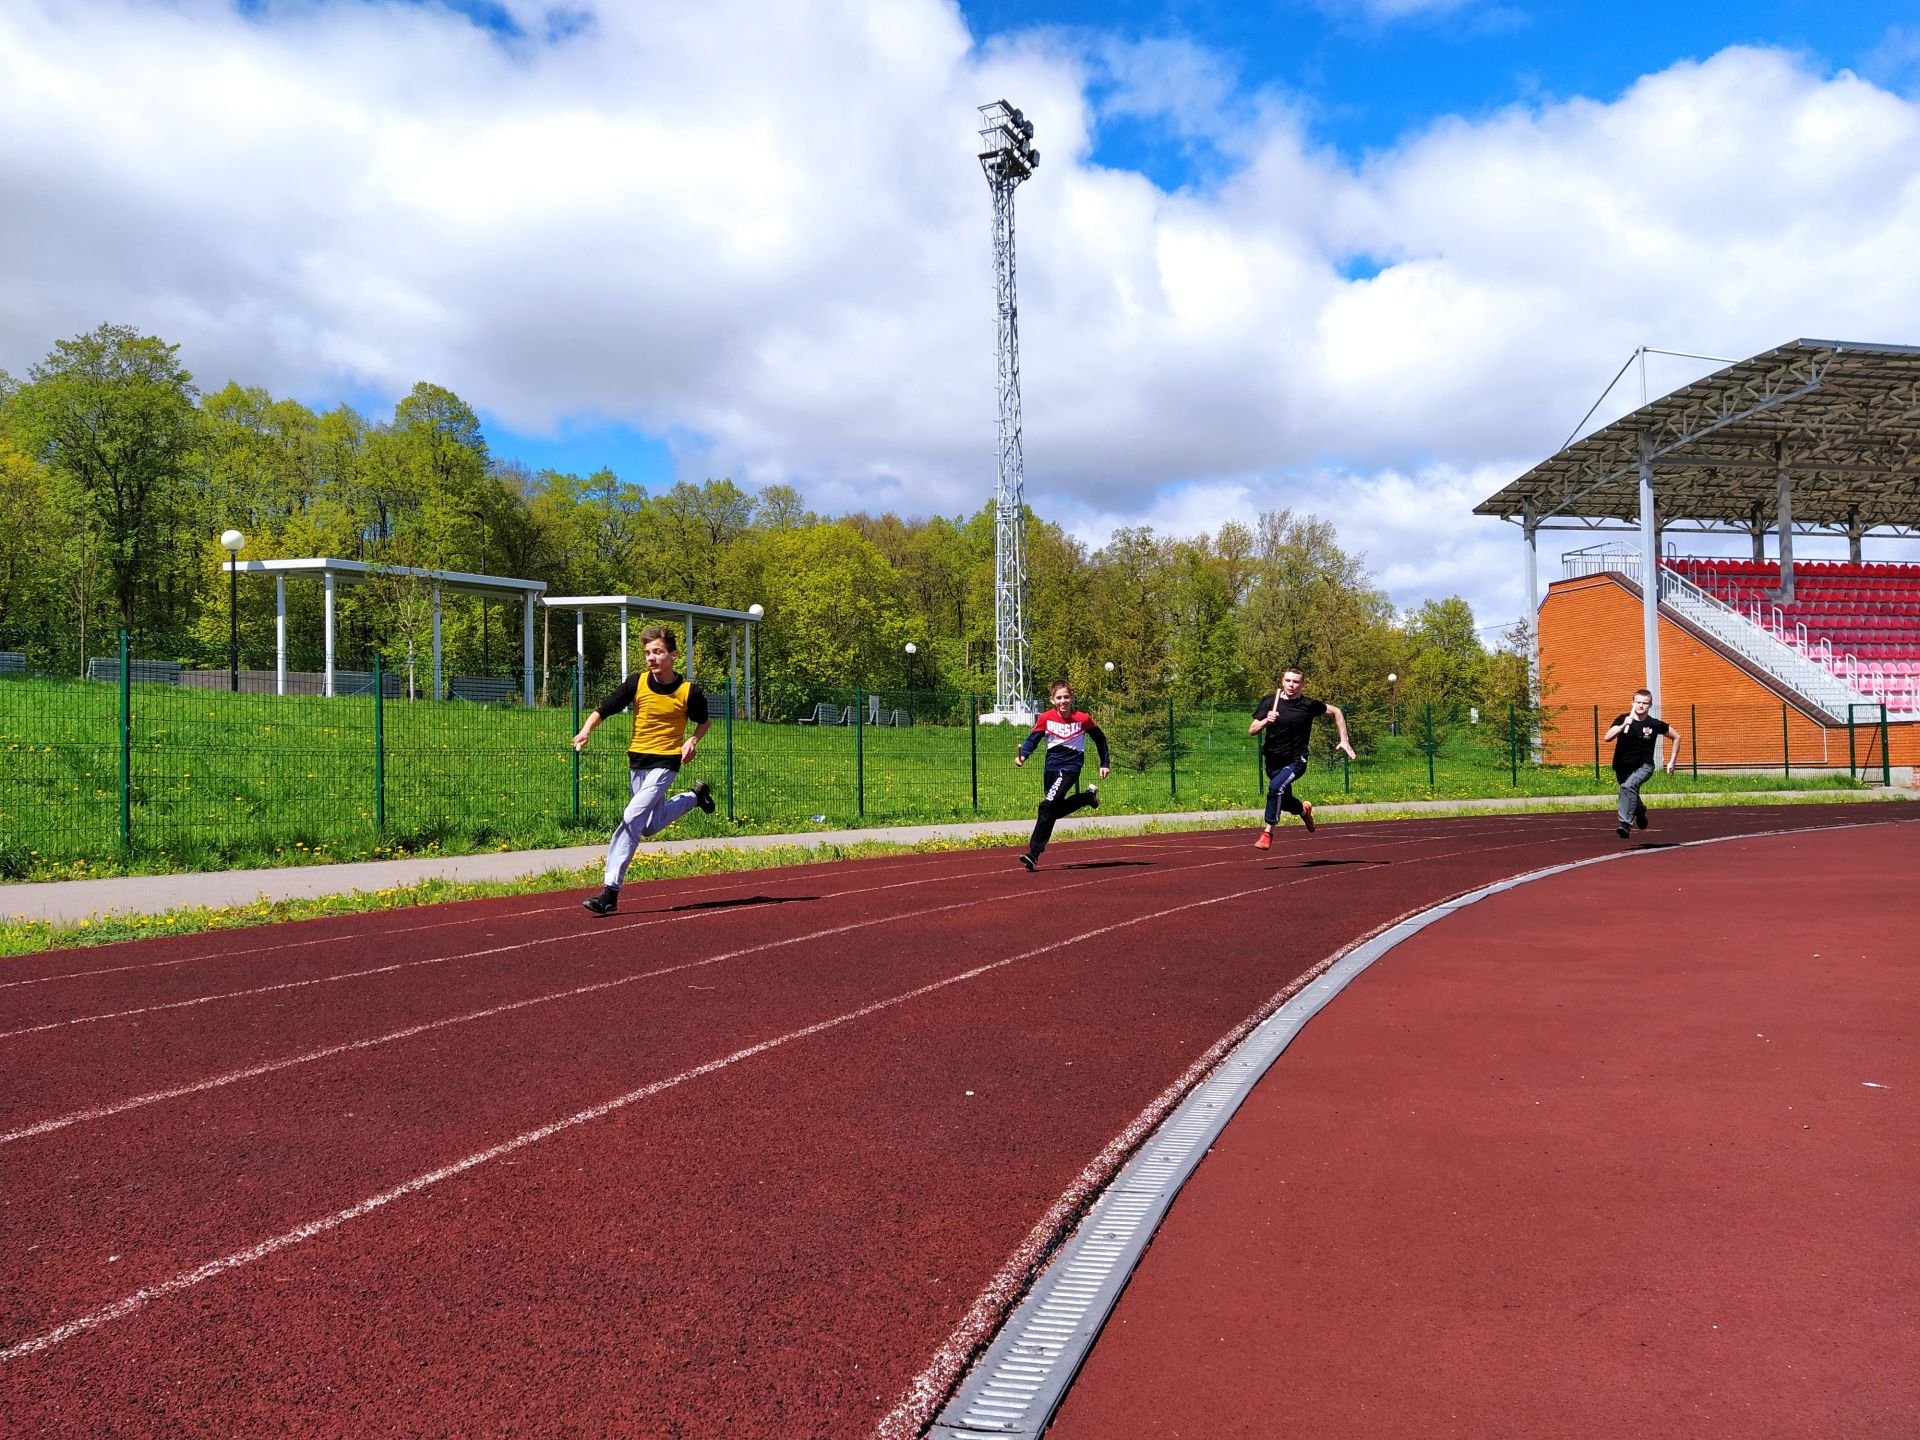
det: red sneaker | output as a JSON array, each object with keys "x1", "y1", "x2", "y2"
[
  {"x1": 1253, "y1": 831, "x2": 1271, "y2": 850},
  {"x1": 1300, "y1": 801, "x2": 1316, "y2": 834}
]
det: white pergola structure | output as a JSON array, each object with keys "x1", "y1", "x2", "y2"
[
  {"x1": 220, "y1": 557, "x2": 546, "y2": 701},
  {"x1": 1477, "y1": 339, "x2": 1920, "y2": 711},
  {"x1": 543, "y1": 595, "x2": 765, "y2": 714}
]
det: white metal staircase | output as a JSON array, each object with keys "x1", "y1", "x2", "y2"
[{"x1": 1561, "y1": 549, "x2": 1877, "y2": 721}]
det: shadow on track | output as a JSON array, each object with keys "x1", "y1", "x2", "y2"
[{"x1": 664, "y1": 895, "x2": 821, "y2": 913}]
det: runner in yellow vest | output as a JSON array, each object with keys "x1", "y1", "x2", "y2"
[{"x1": 572, "y1": 625, "x2": 714, "y2": 915}]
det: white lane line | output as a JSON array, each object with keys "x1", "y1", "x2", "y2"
[
  {"x1": 0, "y1": 864, "x2": 1328, "y2": 1364},
  {"x1": 0, "y1": 863, "x2": 1020, "y2": 1042},
  {"x1": 0, "y1": 851, "x2": 974, "y2": 991},
  {"x1": 0, "y1": 900, "x2": 566, "y2": 991},
  {"x1": 0, "y1": 820, "x2": 1510, "y2": 1044},
  {"x1": 0, "y1": 863, "x2": 1158, "y2": 1147}
]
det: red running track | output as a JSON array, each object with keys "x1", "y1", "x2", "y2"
[
  {"x1": 0, "y1": 805, "x2": 1911, "y2": 1437},
  {"x1": 1048, "y1": 818, "x2": 1920, "y2": 1439}
]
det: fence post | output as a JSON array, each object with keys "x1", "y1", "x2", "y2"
[
  {"x1": 969, "y1": 693, "x2": 979, "y2": 811},
  {"x1": 1167, "y1": 696, "x2": 1177, "y2": 800},
  {"x1": 1509, "y1": 704, "x2": 1518, "y2": 786},
  {"x1": 1880, "y1": 705, "x2": 1892, "y2": 786},
  {"x1": 854, "y1": 686, "x2": 865, "y2": 818},
  {"x1": 725, "y1": 681, "x2": 735, "y2": 821},
  {"x1": 1424, "y1": 703, "x2": 1435, "y2": 790},
  {"x1": 1781, "y1": 702, "x2": 1790, "y2": 780},
  {"x1": 1592, "y1": 705, "x2": 1601, "y2": 780},
  {"x1": 571, "y1": 661, "x2": 582, "y2": 825},
  {"x1": 118, "y1": 628, "x2": 131, "y2": 859},
  {"x1": 373, "y1": 653, "x2": 386, "y2": 833},
  {"x1": 1690, "y1": 702, "x2": 1698, "y2": 780}
]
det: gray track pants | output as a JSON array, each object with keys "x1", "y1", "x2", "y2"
[
  {"x1": 605, "y1": 764, "x2": 699, "y2": 886},
  {"x1": 1616, "y1": 762, "x2": 1655, "y2": 827}
]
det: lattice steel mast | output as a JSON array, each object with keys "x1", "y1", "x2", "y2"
[{"x1": 978, "y1": 100, "x2": 1039, "y2": 719}]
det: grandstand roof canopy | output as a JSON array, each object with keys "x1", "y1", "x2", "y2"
[{"x1": 1476, "y1": 339, "x2": 1920, "y2": 537}]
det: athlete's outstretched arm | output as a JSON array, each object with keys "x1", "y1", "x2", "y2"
[{"x1": 1325, "y1": 704, "x2": 1357, "y2": 760}]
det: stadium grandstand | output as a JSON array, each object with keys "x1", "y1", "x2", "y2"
[{"x1": 1477, "y1": 339, "x2": 1920, "y2": 779}]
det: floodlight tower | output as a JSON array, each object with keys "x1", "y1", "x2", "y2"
[{"x1": 978, "y1": 99, "x2": 1040, "y2": 721}]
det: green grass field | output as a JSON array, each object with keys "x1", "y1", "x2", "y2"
[{"x1": 0, "y1": 674, "x2": 1867, "y2": 882}]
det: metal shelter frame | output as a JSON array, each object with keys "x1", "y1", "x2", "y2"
[
  {"x1": 221, "y1": 557, "x2": 545, "y2": 700},
  {"x1": 1476, "y1": 339, "x2": 1920, "y2": 708},
  {"x1": 542, "y1": 596, "x2": 764, "y2": 715}
]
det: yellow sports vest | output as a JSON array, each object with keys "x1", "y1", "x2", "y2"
[{"x1": 629, "y1": 677, "x2": 693, "y2": 754}]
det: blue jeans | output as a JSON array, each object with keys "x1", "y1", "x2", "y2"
[{"x1": 1264, "y1": 758, "x2": 1308, "y2": 825}]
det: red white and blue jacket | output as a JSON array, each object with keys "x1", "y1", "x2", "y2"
[{"x1": 1018, "y1": 708, "x2": 1111, "y2": 773}]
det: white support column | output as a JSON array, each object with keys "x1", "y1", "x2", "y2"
[
  {"x1": 1637, "y1": 434, "x2": 1661, "y2": 710},
  {"x1": 684, "y1": 613, "x2": 696, "y2": 682},
  {"x1": 619, "y1": 606, "x2": 629, "y2": 676},
  {"x1": 575, "y1": 608, "x2": 585, "y2": 674},
  {"x1": 1774, "y1": 442, "x2": 1796, "y2": 604},
  {"x1": 274, "y1": 575, "x2": 287, "y2": 696},
  {"x1": 431, "y1": 584, "x2": 443, "y2": 701},
  {"x1": 1522, "y1": 502, "x2": 1540, "y2": 704},
  {"x1": 522, "y1": 596, "x2": 534, "y2": 705},
  {"x1": 323, "y1": 572, "x2": 337, "y2": 698}
]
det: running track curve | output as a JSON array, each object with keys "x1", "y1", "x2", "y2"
[{"x1": 0, "y1": 804, "x2": 1911, "y2": 1437}]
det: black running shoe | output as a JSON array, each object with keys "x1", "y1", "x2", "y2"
[
  {"x1": 1615, "y1": 824, "x2": 1631, "y2": 840},
  {"x1": 1019, "y1": 853, "x2": 1036, "y2": 871},
  {"x1": 1085, "y1": 786, "x2": 1100, "y2": 809},
  {"x1": 1634, "y1": 802, "x2": 1648, "y2": 831},
  {"x1": 692, "y1": 779, "x2": 716, "y2": 814},
  {"x1": 582, "y1": 887, "x2": 619, "y2": 916}
]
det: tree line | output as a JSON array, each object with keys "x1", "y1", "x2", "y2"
[{"x1": 0, "y1": 323, "x2": 1535, "y2": 738}]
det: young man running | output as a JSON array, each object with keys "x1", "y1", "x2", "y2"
[
  {"x1": 1249, "y1": 667, "x2": 1355, "y2": 849},
  {"x1": 1602, "y1": 687, "x2": 1679, "y2": 839},
  {"x1": 1014, "y1": 680, "x2": 1111, "y2": 871},
  {"x1": 573, "y1": 625, "x2": 715, "y2": 915}
]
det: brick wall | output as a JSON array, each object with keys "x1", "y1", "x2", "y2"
[{"x1": 1538, "y1": 574, "x2": 1918, "y2": 771}]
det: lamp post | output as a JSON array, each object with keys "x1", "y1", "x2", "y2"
[
  {"x1": 1388, "y1": 672, "x2": 1399, "y2": 737},
  {"x1": 221, "y1": 529, "x2": 245, "y2": 692},
  {"x1": 904, "y1": 642, "x2": 918, "y2": 698}
]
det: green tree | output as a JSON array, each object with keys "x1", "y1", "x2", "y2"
[
  {"x1": 10, "y1": 324, "x2": 201, "y2": 633},
  {"x1": 0, "y1": 439, "x2": 62, "y2": 632},
  {"x1": 753, "y1": 523, "x2": 912, "y2": 716},
  {"x1": 1086, "y1": 527, "x2": 1177, "y2": 773},
  {"x1": 1403, "y1": 596, "x2": 1487, "y2": 711}
]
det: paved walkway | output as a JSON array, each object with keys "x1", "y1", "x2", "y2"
[{"x1": 3, "y1": 791, "x2": 1909, "y2": 925}]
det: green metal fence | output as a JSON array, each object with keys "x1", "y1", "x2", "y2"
[{"x1": 0, "y1": 629, "x2": 1888, "y2": 878}]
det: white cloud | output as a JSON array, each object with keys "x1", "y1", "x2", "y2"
[{"x1": 3, "y1": 5, "x2": 1919, "y2": 629}]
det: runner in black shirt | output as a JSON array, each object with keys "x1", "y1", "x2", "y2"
[
  {"x1": 1602, "y1": 687, "x2": 1680, "y2": 839},
  {"x1": 1248, "y1": 667, "x2": 1355, "y2": 849}
]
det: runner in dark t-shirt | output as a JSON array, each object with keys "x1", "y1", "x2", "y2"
[
  {"x1": 1248, "y1": 667, "x2": 1355, "y2": 850},
  {"x1": 1602, "y1": 687, "x2": 1681, "y2": 839}
]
